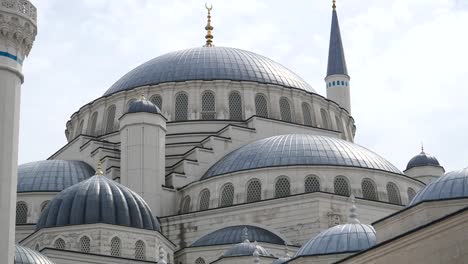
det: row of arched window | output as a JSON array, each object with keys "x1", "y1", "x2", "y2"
[
  {"x1": 15, "y1": 200, "x2": 49, "y2": 224},
  {"x1": 179, "y1": 176, "x2": 417, "y2": 213}
]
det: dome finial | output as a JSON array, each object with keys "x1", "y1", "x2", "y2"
[
  {"x1": 243, "y1": 226, "x2": 250, "y2": 242},
  {"x1": 253, "y1": 247, "x2": 260, "y2": 263},
  {"x1": 96, "y1": 161, "x2": 104, "y2": 176},
  {"x1": 140, "y1": 94, "x2": 146, "y2": 100},
  {"x1": 204, "y1": 3, "x2": 214, "y2": 47},
  {"x1": 421, "y1": 141, "x2": 425, "y2": 153},
  {"x1": 332, "y1": 0, "x2": 337, "y2": 10},
  {"x1": 348, "y1": 194, "x2": 360, "y2": 224}
]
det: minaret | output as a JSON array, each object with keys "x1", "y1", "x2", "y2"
[
  {"x1": 325, "y1": 0, "x2": 351, "y2": 113},
  {"x1": 0, "y1": 1, "x2": 37, "y2": 263}
]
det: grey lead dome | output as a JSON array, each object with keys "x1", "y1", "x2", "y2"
[
  {"x1": 127, "y1": 97, "x2": 161, "y2": 114},
  {"x1": 405, "y1": 151, "x2": 440, "y2": 171},
  {"x1": 104, "y1": 47, "x2": 315, "y2": 96},
  {"x1": 15, "y1": 245, "x2": 55, "y2": 264},
  {"x1": 37, "y1": 174, "x2": 161, "y2": 231}
]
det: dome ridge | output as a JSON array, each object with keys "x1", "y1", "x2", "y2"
[{"x1": 15, "y1": 245, "x2": 55, "y2": 264}]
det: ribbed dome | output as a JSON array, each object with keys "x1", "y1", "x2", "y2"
[
  {"x1": 202, "y1": 135, "x2": 402, "y2": 179},
  {"x1": 409, "y1": 167, "x2": 468, "y2": 206},
  {"x1": 104, "y1": 47, "x2": 314, "y2": 96},
  {"x1": 295, "y1": 223, "x2": 376, "y2": 256},
  {"x1": 406, "y1": 151, "x2": 440, "y2": 171},
  {"x1": 191, "y1": 225, "x2": 285, "y2": 247},
  {"x1": 37, "y1": 174, "x2": 160, "y2": 231},
  {"x1": 223, "y1": 240, "x2": 272, "y2": 257},
  {"x1": 127, "y1": 97, "x2": 161, "y2": 114},
  {"x1": 15, "y1": 245, "x2": 55, "y2": 264},
  {"x1": 17, "y1": 160, "x2": 95, "y2": 193}
]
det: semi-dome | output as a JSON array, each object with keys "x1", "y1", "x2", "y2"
[
  {"x1": 223, "y1": 240, "x2": 272, "y2": 257},
  {"x1": 104, "y1": 47, "x2": 314, "y2": 96},
  {"x1": 202, "y1": 134, "x2": 402, "y2": 179},
  {"x1": 127, "y1": 97, "x2": 161, "y2": 114},
  {"x1": 409, "y1": 167, "x2": 468, "y2": 206},
  {"x1": 405, "y1": 150, "x2": 440, "y2": 171},
  {"x1": 37, "y1": 173, "x2": 160, "y2": 231},
  {"x1": 17, "y1": 160, "x2": 95, "y2": 193},
  {"x1": 191, "y1": 225, "x2": 285, "y2": 247},
  {"x1": 15, "y1": 245, "x2": 55, "y2": 264}
]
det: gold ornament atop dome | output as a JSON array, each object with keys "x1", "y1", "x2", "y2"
[
  {"x1": 332, "y1": 0, "x2": 337, "y2": 10},
  {"x1": 204, "y1": 3, "x2": 214, "y2": 47},
  {"x1": 96, "y1": 161, "x2": 104, "y2": 176}
]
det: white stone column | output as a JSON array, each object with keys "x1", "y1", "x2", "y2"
[{"x1": 0, "y1": 1, "x2": 37, "y2": 262}]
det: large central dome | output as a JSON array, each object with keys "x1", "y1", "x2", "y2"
[{"x1": 104, "y1": 47, "x2": 315, "y2": 96}]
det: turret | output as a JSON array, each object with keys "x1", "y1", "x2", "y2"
[
  {"x1": 0, "y1": 1, "x2": 37, "y2": 262},
  {"x1": 404, "y1": 146, "x2": 444, "y2": 184},
  {"x1": 119, "y1": 96, "x2": 167, "y2": 216},
  {"x1": 325, "y1": 0, "x2": 351, "y2": 113}
]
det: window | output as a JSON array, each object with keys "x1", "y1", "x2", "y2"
[
  {"x1": 302, "y1": 102, "x2": 314, "y2": 126},
  {"x1": 110, "y1": 237, "x2": 121, "y2": 256},
  {"x1": 41, "y1": 200, "x2": 50, "y2": 212},
  {"x1": 275, "y1": 177, "x2": 291, "y2": 198},
  {"x1": 255, "y1": 94, "x2": 269, "y2": 118},
  {"x1": 407, "y1": 187, "x2": 417, "y2": 202},
  {"x1": 387, "y1": 182, "x2": 402, "y2": 205},
  {"x1": 219, "y1": 183, "x2": 235, "y2": 207},
  {"x1": 16, "y1": 202, "x2": 28, "y2": 224},
  {"x1": 135, "y1": 240, "x2": 146, "y2": 260},
  {"x1": 201, "y1": 91, "x2": 216, "y2": 120},
  {"x1": 228, "y1": 91, "x2": 243, "y2": 120},
  {"x1": 320, "y1": 109, "x2": 329, "y2": 129},
  {"x1": 35, "y1": 244, "x2": 39, "y2": 251},
  {"x1": 279, "y1": 97, "x2": 292, "y2": 122},
  {"x1": 88, "y1": 112, "x2": 98, "y2": 136},
  {"x1": 199, "y1": 189, "x2": 211, "y2": 211},
  {"x1": 79, "y1": 236, "x2": 91, "y2": 253},
  {"x1": 150, "y1": 94, "x2": 163, "y2": 110},
  {"x1": 105, "y1": 105, "x2": 116, "y2": 133},
  {"x1": 180, "y1": 196, "x2": 191, "y2": 213},
  {"x1": 76, "y1": 120, "x2": 84, "y2": 137},
  {"x1": 195, "y1": 257, "x2": 206, "y2": 264},
  {"x1": 54, "y1": 238, "x2": 65, "y2": 250},
  {"x1": 361, "y1": 179, "x2": 378, "y2": 201},
  {"x1": 305, "y1": 176, "x2": 320, "y2": 193},
  {"x1": 335, "y1": 116, "x2": 345, "y2": 139},
  {"x1": 175, "y1": 93, "x2": 189, "y2": 121},
  {"x1": 334, "y1": 176, "x2": 350, "y2": 196},
  {"x1": 246, "y1": 179, "x2": 262, "y2": 203}
]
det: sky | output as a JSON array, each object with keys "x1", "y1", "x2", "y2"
[{"x1": 19, "y1": 0, "x2": 468, "y2": 172}]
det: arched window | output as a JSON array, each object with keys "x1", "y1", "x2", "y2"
[
  {"x1": 16, "y1": 202, "x2": 28, "y2": 224},
  {"x1": 150, "y1": 94, "x2": 163, "y2": 110},
  {"x1": 180, "y1": 196, "x2": 191, "y2": 213},
  {"x1": 199, "y1": 189, "x2": 211, "y2": 211},
  {"x1": 76, "y1": 120, "x2": 84, "y2": 137},
  {"x1": 110, "y1": 237, "x2": 121, "y2": 257},
  {"x1": 105, "y1": 105, "x2": 116, "y2": 133},
  {"x1": 335, "y1": 116, "x2": 345, "y2": 139},
  {"x1": 88, "y1": 112, "x2": 98, "y2": 136},
  {"x1": 54, "y1": 238, "x2": 65, "y2": 250},
  {"x1": 219, "y1": 183, "x2": 235, "y2": 207},
  {"x1": 175, "y1": 93, "x2": 189, "y2": 121},
  {"x1": 320, "y1": 108, "x2": 329, "y2": 129},
  {"x1": 41, "y1": 200, "x2": 50, "y2": 212},
  {"x1": 246, "y1": 179, "x2": 262, "y2": 203},
  {"x1": 302, "y1": 102, "x2": 314, "y2": 126},
  {"x1": 387, "y1": 182, "x2": 402, "y2": 205},
  {"x1": 201, "y1": 91, "x2": 216, "y2": 120},
  {"x1": 305, "y1": 175, "x2": 320, "y2": 193},
  {"x1": 195, "y1": 257, "x2": 206, "y2": 264},
  {"x1": 228, "y1": 91, "x2": 243, "y2": 120},
  {"x1": 279, "y1": 97, "x2": 292, "y2": 122},
  {"x1": 407, "y1": 187, "x2": 417, "y2": 202},
  {"x1": 79, "y1": 236, "x2": 91, "y2": 253},
  {"x1": 361, "y1": 178, "x2": 378, "y2": 201},
  {"x1": 35, "y1": 244, "x2": 39, "y2": 251},
  {"x1": 334, "y1": 176, "x2": 350, "y2": 196},
  {"x1": 275, "y1": 177, "x2": 291, "y2": 198},
  {"x1": 135, "y1": 240, "x2": 146, "y2": 260},
  {"x1": 255, "y1": 94, "x2": 269, "y2": 118},
  {"x1": 126, "y1": 98, "x2": 137, "y2": 111}
]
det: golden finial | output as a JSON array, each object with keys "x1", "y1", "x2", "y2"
[
  {"x1": 96, "y1": 161, "x2": 104, "y2": 176},
  {"x1": 140, "y1": 94, "x2": 146, "y2": 100},
  {"x1": 421, "y1": 142, "x2": 425, "y2": 153},
  {"x1": 332, "y1": 0, "x2": 337, "y2": 10},
  {"x1": 204, "y1": 3, "x2": 214, "y2": 47}
]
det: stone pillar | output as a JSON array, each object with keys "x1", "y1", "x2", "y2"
[{"x1": 0, "y1": 1, "x2": 37, "y2": 262}]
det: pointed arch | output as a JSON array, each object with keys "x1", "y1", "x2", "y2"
[
  {"x1": 246, "y1": 179, "x2": 262, "y2": 203},
  {"x1": 88, "y1": 111, "x2": 98, "y2": 136},
  {"x1": 135, "y1": 240, "x2": 146, "y2": 260},
  {"x1": 255, "y1": 93, "x2": 269, "y2": 118},
  {"x1": 104, "y1": 105, "x2": 116, "y2": 133},
  {"x1": 387, "y1": 182, "x2": 402, "y2": 205},
  {"x1": 110, "y1": 237, "x2": 121, "y2": 256},
  {"x1": 201, "y1": 90, "x2": 216, "y2": 120},
  {"x1": 219, "y1": 183, "x2": 235, "y2": 207},
  {"x1": 302, "y1": 102, "x2": 314, "y2": 126},
  {"x1": 79, "y1": 236, "x2": 91, "y2": 253},
  {"x1": 320, "y1": 108, "x2": 330, "y2": 129},
  {"x1": 361, "y1": 178, "x2": 378, "y2": 201},
  {"x1": 279, "y1": 97, "x2": 292, "y2": 122},
  {"x1": 199, "y1": 189, "x2": 211, "y2": 211},
  {"x1": 175, "y1": 92, "x2": 189, "y2": 121},
  {"x1": 228, "y1": 91, "x2": 243, "y2": 120}
]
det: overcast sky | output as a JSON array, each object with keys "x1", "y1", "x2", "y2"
[{"x1": 19, "y1": 0, "x2": 468, "y2": 172}]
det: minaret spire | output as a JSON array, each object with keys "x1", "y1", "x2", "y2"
[{"x1": 204, "y1": 3, "x2": 214, "y2": 47}]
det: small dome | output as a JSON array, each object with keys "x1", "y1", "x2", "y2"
[
  {"x1": 223, "y1": 240, "x2": 272, "y2": 257},
  {"x1": 15, "y1": 245, "x2": 55, "y2": 264},
  {"x1": 104, "y1": 47, "x2": 314, "y2": 96},
  {"x1": 406, "y1": 151, "x2": 440, "y2": 171},
  {"x1": 203, "y1": 134, "x2": 402, "y2": 179},
  {"x1": 191, "y1": 225, "x2": 285, "y2": 247},
  {"x1": 409, "y1": 167, "x2": 468, "y2": 206},
  {"x1": 17, "y1": 160, "x2": 95, "y2": 193},
  {"x1": 127, "y1": 97, "x2": 161, "y2": 114},
  {"x1": 37, "y1": 174, "x2": 160, "y2": 231}
]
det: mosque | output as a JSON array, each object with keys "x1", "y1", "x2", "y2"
[{"x1": 2, "y1": 1, "x2": 468, "y2": 264}]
